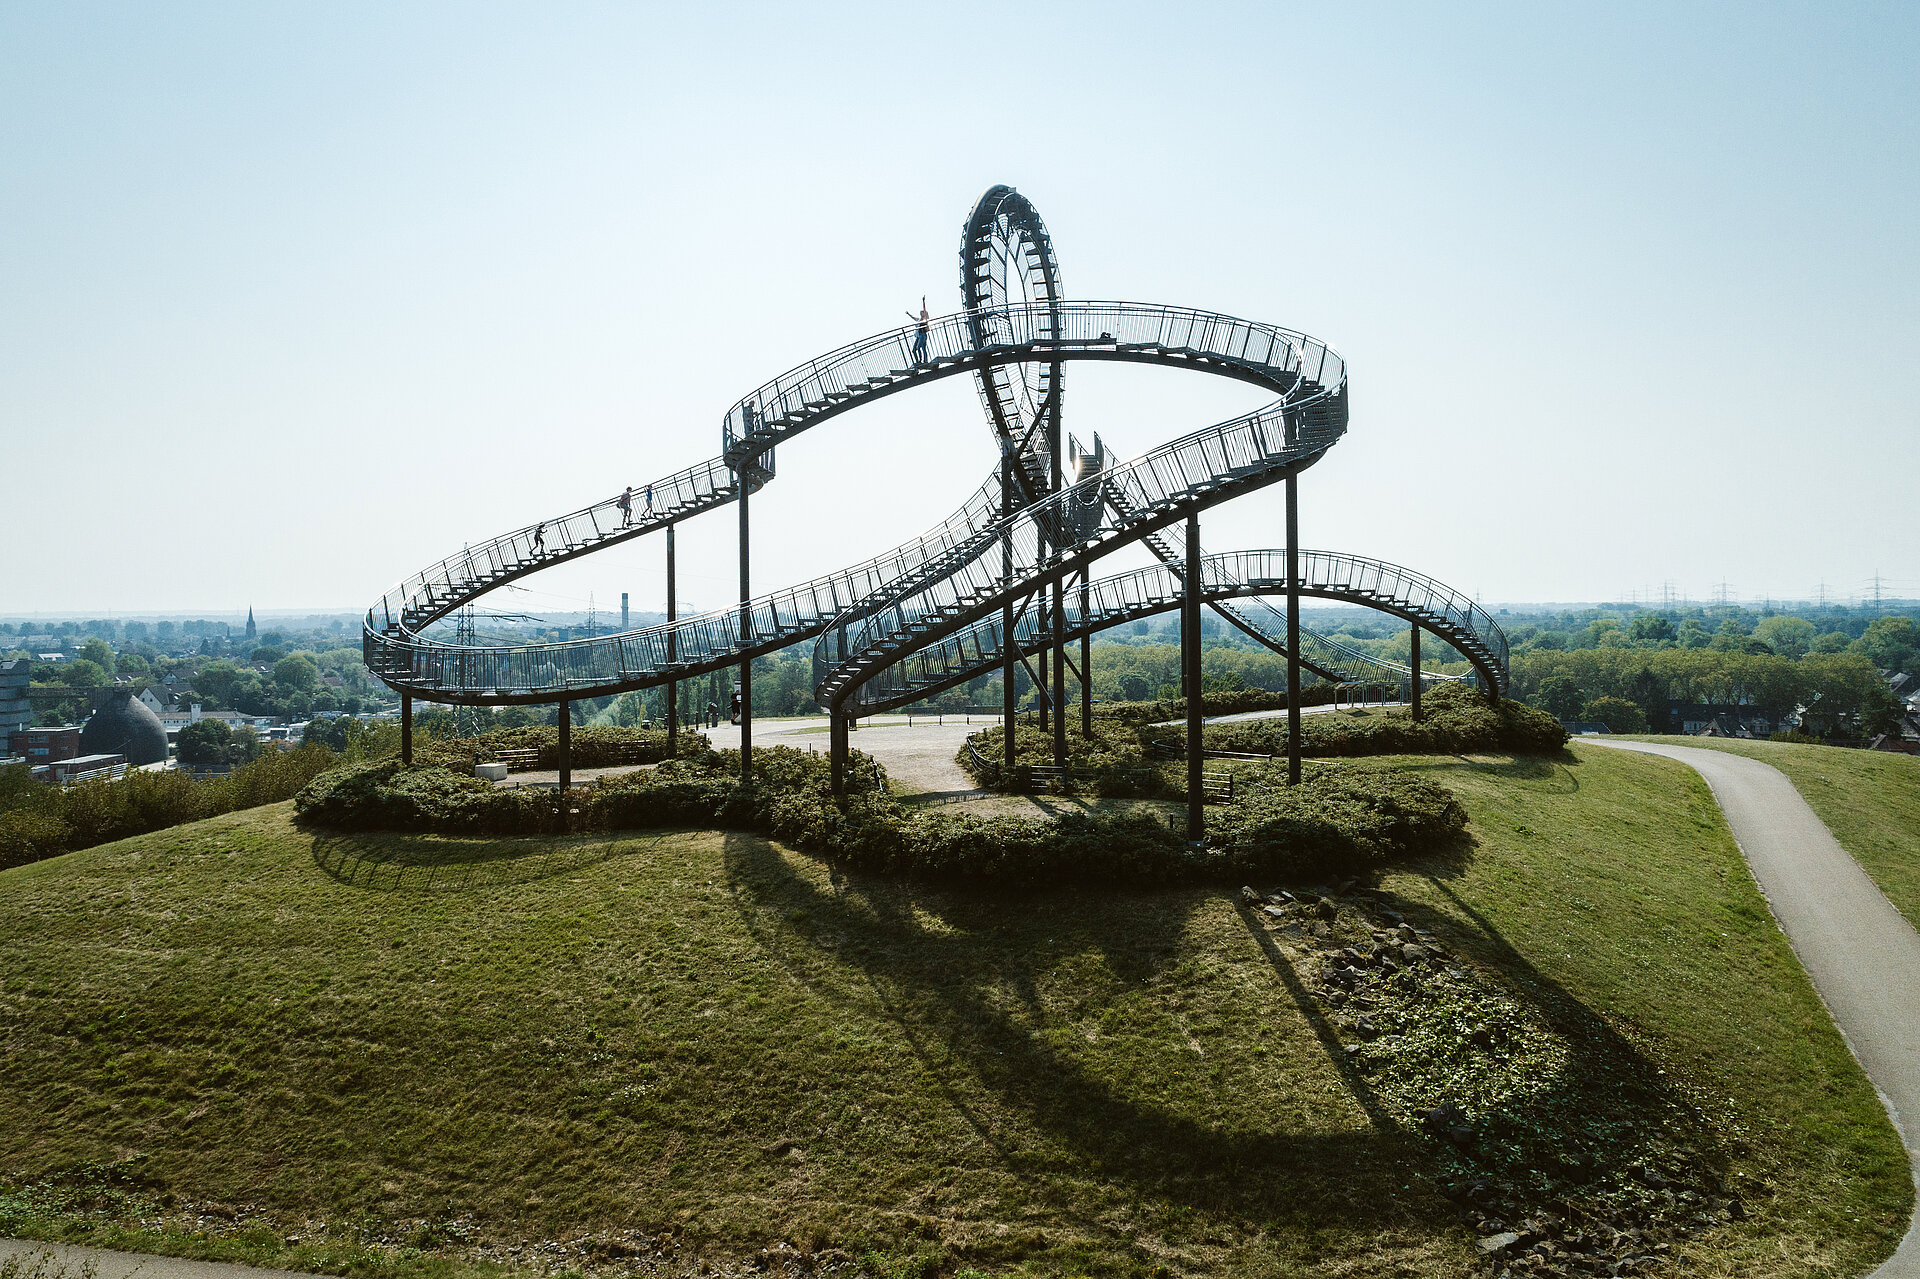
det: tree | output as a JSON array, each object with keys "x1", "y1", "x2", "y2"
[
  {"x1": 60, "y1": 658, "x2": 110, "y2": 688},
  {"x1": 1709, "y1": 618, "x2": 1748, "y2": 651},
  {"x1": 1859, "y1": 684, "x2": 1906, "y2": 739},
  {"x1": 1677, "y1": 619, "x2": 1712, "y2": 649},
  {"x1": 1812, "y1": 631, "x2": 1851, "y2": 654},
  {"x1": 193, "y1": 660, "x2": 244, "y2": 706},
  {"x1": 1630, "y1": 615, "x2": 1677, "y2": 646},
  {"x1": 1581, "y1": 696, "x2": 1649, "y2": 734},
  {"x1": 1857, "y1": 617, "x2": 1919, "y2": 677},
  {"x1": 177, "y1": 719, "x2": 234, "y2": 768},
  {"x1": 1627, "y1": 667, "x2": 1667, "y2": 730},
  {"x1": 230, "y1": 724, "x2": 262, "y2": 764},
  {"x1": 1536, "y1": 675, "x2": 1586, "y2": 720},
  {"x1": 251, "y1": 646, "x2": 286, "y2": 665},
  {"x1": 273, "y1": 654, "x2": 320, "y2": 693},
  {"x1": 1753, "y1": 616, "x2": 1815, "y2": 660},
  {"x1": 79, "y1": 638, "x2": 115, "y2": 669}
]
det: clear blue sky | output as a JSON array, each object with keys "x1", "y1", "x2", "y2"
[{"x1": 4, "y1": 2, "x2": 1916, "y2": 618}]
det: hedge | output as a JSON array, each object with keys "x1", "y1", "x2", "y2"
[
  {"x1": 1138, "y1": 684, "x2": 1567, "y2": 760},
  {"x1": 292, "y1": 745, "x2": 1469, "y2": 888},
  {"x1": 957, "y1": 725, "x2": 1171, "y2": 797},
  {"x1": 417, "y1": 724, "x2": 708, "y2": 772},
  {"x1": 1093, "y1": 684, "x2": 1379, "y2": 727}
]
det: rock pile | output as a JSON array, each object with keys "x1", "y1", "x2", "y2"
[{"x1": 1242, "y1": 882, "x2": 1737, "y2": 1278}]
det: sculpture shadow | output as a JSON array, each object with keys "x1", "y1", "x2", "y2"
[
  {"x1": 718, "y1": 830, "x2": 1448, "y2": 1232},
  {"x1": 308, "y1": 828, "x2": 673, "y2": 893}
]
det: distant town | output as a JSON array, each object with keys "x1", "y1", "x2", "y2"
[{"x1": 6, "y1": 595, "x2": 1918, "y2": 789}]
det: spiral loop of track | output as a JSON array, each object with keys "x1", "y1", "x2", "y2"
[{"x1": 363, "y1": 187, "x2": 1506, "y2": 711}]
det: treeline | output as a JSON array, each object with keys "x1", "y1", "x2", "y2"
[{"x1": 1511, "y1": 649, "x2": 1901, "y2": 736}]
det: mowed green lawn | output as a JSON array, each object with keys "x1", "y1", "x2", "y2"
[
  {"x1": 0, "y1": 745, "x2": 1906, "y2": 1278},
  {"x1": 1627, "y1": 735, "x2": 1920, "y2": 931}
]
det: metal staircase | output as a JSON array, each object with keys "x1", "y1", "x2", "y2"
[
  {"x1": 366, "y1": 300, "x2": 1354, "y2": 705},
  {"x1": 845, "y1": 549, "x2": 1509, "y2": 716},
  {"x1": 361, "y1": 185, "x2": 1508, "y2": 728}
]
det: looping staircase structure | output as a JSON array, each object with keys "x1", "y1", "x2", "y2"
[{"x1": 363, "y1": 185, "x2": 1507, "y2": 742}]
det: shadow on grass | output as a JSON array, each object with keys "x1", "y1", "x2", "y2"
[
  {"x1": 718, "y1": 829, "x2": 1445, "y2": 1233},
  {"x1": 1373, "y1": 755, "x2": 1726, "y2": 1191},
  {"x1": 719, "y1": 748, "x2": 1722, "y2": 1230},
  {"x1": 308, "y1": 829, "x2": 675, "y2": 893}
]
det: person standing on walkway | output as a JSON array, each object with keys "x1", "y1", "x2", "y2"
[
  {"x1": 643, "y1": 483, "x2": 653, "y2": 514},
  {"x1": 532, "y1": 522, "x2": 546, "y2": 554},
  {"x1": 617, "y1": 487, "x2": 633, "y2": 526},
  {"x1": 906, "y1": 296, "x2": 930, "y2": 363}
]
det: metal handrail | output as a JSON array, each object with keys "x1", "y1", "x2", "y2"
[
  {"x1": 813, "y1": 384, "x2": 1345, "y2": 709},
  {"x1": 845, "y1": 548, "x2": 1507, "y2": 716},
  {"x1": 364, "y1": 299, "x2": 1346, "y2": 706}
]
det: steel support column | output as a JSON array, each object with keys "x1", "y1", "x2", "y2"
[
  {"x1": 1049, "y1": 367, "x2": 1066, "y2": 768},
  {"x1": 558, "y1": 700, "x2": 572, "y2": 791},
  {"x1": 830, "y1": 709, "x2": 848, "y2": 796},
  {"x1": 665, "y1": 524, "x2": 678, "y2": 757},
  {"x1": 1183, "y1": 514, "x2": 1204, "y2": 842},
  {"x1": 1001, "y1": 448, "x2": 1017, "y2": 773},
  {"x1": 400, "y1": 692, "x2": 412, "y2": 765},
  {"x1": 1052, "y1": 577, "x2": 1068, "y2": 766},
  {"x1": 738, "y1": 467, "x2": 752, "y2": 783},
  {"x1": 1286, "y1": 475, "x2": 1302, "y2": 785},
  {"x1": 1410, "y1": 625, "x2": 1422, "y2": 721},
  {"x1": 1079, "y1": 568, "x2": 1093, "y2": 739}
]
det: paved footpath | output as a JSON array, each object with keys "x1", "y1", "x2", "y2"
[
  {"x1": 1590, "y1": 739, "x2": 1920, "y2": 1276},
  {"x1": 0, "y1": 1241, "x2": 311, "y2": 1279}
]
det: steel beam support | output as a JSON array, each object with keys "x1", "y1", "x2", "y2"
[
  {"x1": 665, "y1": 524, "x2": 678, "y2": 757},
  {"x1": 1184, "y1": 514, "x2": 1204, "y2": 842},
  {"x1": 1050, "y1": 360, "x2": 1066, "y2": 768},
  {"x1": 1286, "y1": 475, "x2": 1302, "y2": 785},
  {"x1": 1410, "y1": 625, "x2": 1422, "y2": 721},
  {"x1": 1079, "y1": 569, "x2": 1093, "y2": 738},
  {"x1": 558, "y1": 700, "x2": 572, "y2": 791},
  {"x1": 400, "y1": 692, "x2": 412, "y2": 765},
  {"x1": 830, "y1": 709, "x2": 848, "y2": 796},
  {"x1": 1001, "y1": 449, "x2": 1017, "y2": 774},
  {"x1": 738, "y1": 467, "x2": 752, "y2": 783},
  {"x1": 1052, "y1": 576, "x2": 1068, "y2": 766}
]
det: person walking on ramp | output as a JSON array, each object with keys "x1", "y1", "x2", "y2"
[
  {"x1": 907, "y1": 296, "x2": 930, "y2": 364},
  {"x1": 617, "y1": 486, "x2": 633, "y2": 527}
]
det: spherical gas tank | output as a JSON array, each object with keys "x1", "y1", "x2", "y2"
[{"x1": 80, "y1": 688, "x2": 171, "y2": 766}]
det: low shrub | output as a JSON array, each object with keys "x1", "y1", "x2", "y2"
[
  {"x1": 294, "y1": 745, "x2": 1469, "y2": 889},
  {"x1": 419, "y1": 725, "x2": 708, "y2": 772},
  {"x1": 0, "y1": 745, "x2": 340, "y2": 871},
  {"x1": 1769, "y1": 730, "x2": 1826, "y2": 745},
  {"x1": 1208, "y1": 763, "x2": 1468, "y2": 877},
  {"x1": 1093, "y1": 684, "x2": 1377, "y2": 727},
  {"x1": 1153, "y1": 684, "x2": 1567, "y2": 759},
  {"x1": 956, "y1": 725, "x2": 1170, "y2": 797}
]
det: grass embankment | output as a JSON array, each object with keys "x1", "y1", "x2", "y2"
[
  {"x1": 0, "y1": 745, "x2": 1906, "y2": 1278},
  {"x1": 1627, "y1": 736, "x2": 1920, "y2": 931}
]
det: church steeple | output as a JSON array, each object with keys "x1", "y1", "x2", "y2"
[{"x1": 245, "y1": 607, "x2": 257, "y2": 641}]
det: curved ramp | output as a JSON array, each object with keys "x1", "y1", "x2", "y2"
[
  {"x1": 366, "y1": 297, "x2": 1347, "y2": 705},
  {"x1": 845, "y1": 548, "x2": 1508, "y2": 716}
]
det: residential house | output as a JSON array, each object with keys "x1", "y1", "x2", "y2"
[{"x1": 1667, "y1": 702, "x2": 1783, "y2": 736}]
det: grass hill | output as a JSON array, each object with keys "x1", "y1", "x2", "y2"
[
  {"x1": 0, "y1": 744, "x2": 1907, "y2": 1278},
  {"x1": 1630, "y1": 735, "x2": 1920, "y2": 930}
]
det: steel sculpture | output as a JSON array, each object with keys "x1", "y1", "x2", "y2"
[{"x1": 364, "y1": 186, "x2": 1508, "y2": 832}]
